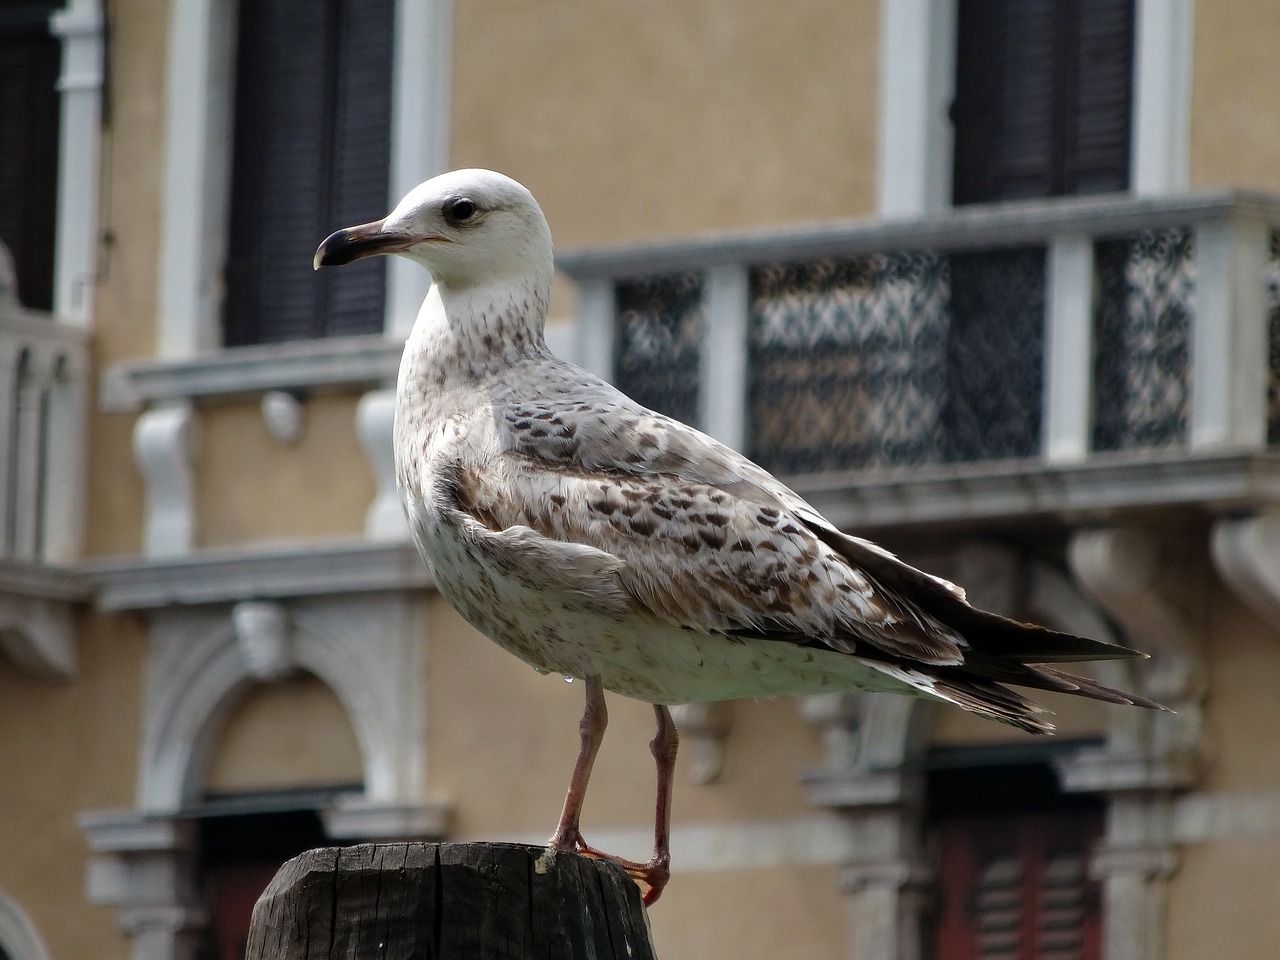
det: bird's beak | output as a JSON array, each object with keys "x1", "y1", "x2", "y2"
[{"x1": 313, "y1": 219, "x2": 417, "y2": 269}]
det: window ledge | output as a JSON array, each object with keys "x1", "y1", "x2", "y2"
[
  {"x1": 99, "y1": 335, "x2": 406, "y2": 412},
  {"x1": 85, "y1": 539, "x2": 432, "y2": 612}
]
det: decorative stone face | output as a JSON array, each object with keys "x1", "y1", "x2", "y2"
[{"x1": 232, "y1": 600, "x2": 294, "y2": 682}]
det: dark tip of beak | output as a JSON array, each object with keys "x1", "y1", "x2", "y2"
[{"x1": 313, "y1": 218, "x2": 399, "y2": 269}]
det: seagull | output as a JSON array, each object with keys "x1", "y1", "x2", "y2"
[{"x1": 315, "y1": 168, "x2": 1163, "y2": 905}]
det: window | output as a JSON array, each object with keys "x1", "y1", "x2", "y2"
[
  {"x1": 928, "y1": 761, "x2": 1104, "y2": 960},
  {"x1": 951, "y1": 0, "x2": 1135, "y2": 205},
  {"x1": 222, "y1": 0, "x2": 394, "y2": 346},
  {"x1": 0, "y1": 3, "x2": 61, "y2": 311}
]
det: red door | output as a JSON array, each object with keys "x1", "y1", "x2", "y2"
[{"x1": 207, "y1": 862, "x2": 282, "y2": 960}]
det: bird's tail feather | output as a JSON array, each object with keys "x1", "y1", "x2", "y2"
[{"x1": 870, "y1": 656, "x2": 1168, "y2": 736}]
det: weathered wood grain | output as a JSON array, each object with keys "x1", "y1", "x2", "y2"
[{"x1": 243, "y1": 842, "x2": 658, "y2": 960}]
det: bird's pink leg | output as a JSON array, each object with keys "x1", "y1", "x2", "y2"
[
  {"x1": 548, "y1": 674, "x2": 608, "y2": 852},
  {"x1": 570, "y1": 703, "x2": 679, "y2": 906}
]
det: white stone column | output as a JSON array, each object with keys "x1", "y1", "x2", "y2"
[
  {"x1": 574, "y1": 279, "x2": 616, "y2": 382},
  {"x1": 50, "y1": 0, "x2": 105, "y2": 325},
  {"x1": 700, "y1": 265, "x2": 750, "y2": 448},
  {"x1": 1190, "y1": 214, "x2": 1271, "y2": 451},
  {"x1": 1043, "y1": 235, "x2": 1097, "y2": 463}
]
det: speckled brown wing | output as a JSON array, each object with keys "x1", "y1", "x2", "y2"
[
  {"x1": 452, "y1": 450, "x2": 970, "y2": 667},
  {"x1": 467, "y1": 375, "x2": 971, "y2": 666}
]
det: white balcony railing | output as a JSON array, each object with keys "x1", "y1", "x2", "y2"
[
  {"x1": 0, "y1": 246, "x2": 89, "y2": 565},
  {"x1": 0, "y1": 243, "x2": 90, "y2": 679},
  {"x1": 558, "y1": 191, "x2": 1280, "y2": 530}
]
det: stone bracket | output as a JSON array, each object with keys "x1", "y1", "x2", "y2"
[
  {"x1": 1211, "y1": 512, "x2": 1280, "y2": 637},
  {"x1": 132, "y1": 403, "x2": 198, "y2": 558},
  {"x1": 356, "y1": 388, "x2": 410, "y2": 540}
]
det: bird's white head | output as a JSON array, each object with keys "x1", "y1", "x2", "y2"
[{"x1": 314, "y1": 169, "x2": 553, "y2": 292}]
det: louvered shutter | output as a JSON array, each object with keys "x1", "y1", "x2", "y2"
[
  {"x1": 325, "y1": 0, "x2": 394, "y2": 336},
  {"x1": 934, "y1": 811, "x2": 1102, "y2": 960},
  {"x1": 0, "y1": 7, "x2": 61, "y2": 312},
  {"x1": 224, "y1": 0, "x2": 392, "y2": 346},
  {"x1": 1067, "y1": 0, "x2": 1134, "y2": 194},
  {"x1": 952, "y1": 0, "x2": 1133, "y2": 205}
]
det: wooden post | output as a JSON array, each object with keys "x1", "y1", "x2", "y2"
[{"x1": 244, "y1": 842, "x2": 659, "y2": 960}]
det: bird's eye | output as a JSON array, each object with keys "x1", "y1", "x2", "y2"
[{"x1": 443, "y1": 197, "x2": 478, "y2": 225}]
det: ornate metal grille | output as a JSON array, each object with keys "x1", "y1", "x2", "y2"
[
  {"x1": 1091, "y1": 229, "x2": 1195, "y2": 452},
  {"x1": 613, "y1": 272, "x2": 705, "y2": 426},
  {"x1": 1268, "y1": 231, "x2": 1280, "y2": 445},
  {"x1": 746, "y1": 249, "x2": 1044, "y2": 474},
  {"x1": 944, "y1": 249, "x2": 1046, "y2": 463}
]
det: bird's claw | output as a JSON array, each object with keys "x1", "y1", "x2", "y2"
[{"x1": 548, "y1": 832, "x2": 670, "y2": 906}]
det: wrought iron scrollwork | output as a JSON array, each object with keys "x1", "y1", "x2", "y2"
[
  {"x1": 1092, "y1": 228, "x2": 1194, "y2": 452},
  {"x1": 613, "y1": 272, "x2": 705, "y2": 426}
]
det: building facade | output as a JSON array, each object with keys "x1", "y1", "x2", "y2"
[{"x1": 2, "y1": 1, "x2": 1280, "y2": 959}]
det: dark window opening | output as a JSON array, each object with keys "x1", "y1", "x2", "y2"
[
  {"x1": 952, "y1": 0, "x2": 1135, "y2": 205},
  {"x1": 197, "y1": 787, "x2": 362, "y2": 960},
  {"x1": 223, "y1": 0, "x2": 394, "y2": 346},
  {"x1": 928, "y1": 759, "x2": 1104, "y2": 960},
  {"x1": 0, "y1": 3, "x2": 62, "y2": 311}
]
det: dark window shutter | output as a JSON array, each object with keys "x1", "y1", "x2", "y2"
[
  {"x1": 224, "y1": 0, "x2": 393, "y2": 347},
  {"x1": 952, "y1": 0, "x2": 1133, "y2": 206},
  {"x1": 1067, "y1": 0, "x2": 1135, "y2": 194},
  {"x1": 326, "y1": 0, "x2": 394, "y2": 336},
  {"x1": 933, "y1": 811, "x2": 1103, "y2": 960},
  {"x1": 0, "y1": 6, "x2": 61, "y2": 312}
]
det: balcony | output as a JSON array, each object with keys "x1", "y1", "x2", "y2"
[
  {"x1": 0, "y1": 243, "x2": 91, "y2": 678},
  {"x1": 557, "y1": 191, "x2": 1280, "y2": 534}
]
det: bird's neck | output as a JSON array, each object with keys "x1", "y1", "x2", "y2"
[{"x1": 402, "y1": 271, "x2": 551, "y2": 387}]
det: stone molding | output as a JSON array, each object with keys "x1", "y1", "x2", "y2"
[
  {"x1": 0, "y1": 891, "x2": 53, "y2": 960},
  {"x1": 0, "y1": 559, "x2": 89, "y2": 679},
  {"x1": 87, "y1": 540, "x2": 431, "y2": 612},
  {"x1": 101, "y1": 335, "x2": 404, "y2": 412},
  {"x1": 137, "y1": 594, "x2": 432, "y2": 810}
]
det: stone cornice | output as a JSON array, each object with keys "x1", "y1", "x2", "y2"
[
  {"x1": 0, "y1": 558, "x2": 91, "y2": 601},
  {"x1": 791, "y1": 450, "x2": 1280, "y2": 534},
  {"x1": 85, "y1": 540, "x2": 432, "y2": 612}
]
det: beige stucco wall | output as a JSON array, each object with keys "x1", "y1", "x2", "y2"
[
  {"x1": 450, "y1": 0, "x2": 880, "y2": 249},
  {"x1": 647, "y1": 866, "x2": 846, "y2": 960},
  {"x1": 1190, "y1": 0, "x2": 1280, "y2": 192},
  {"x1": 205, "y1": 672, "x2": 365, "y2": 793},
  {"x1": 195, "y1": 395, "x2": 375, "y2": 547},
  {"x1": 0, "y1": 613, "x2": 144, "y2": 960}
]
